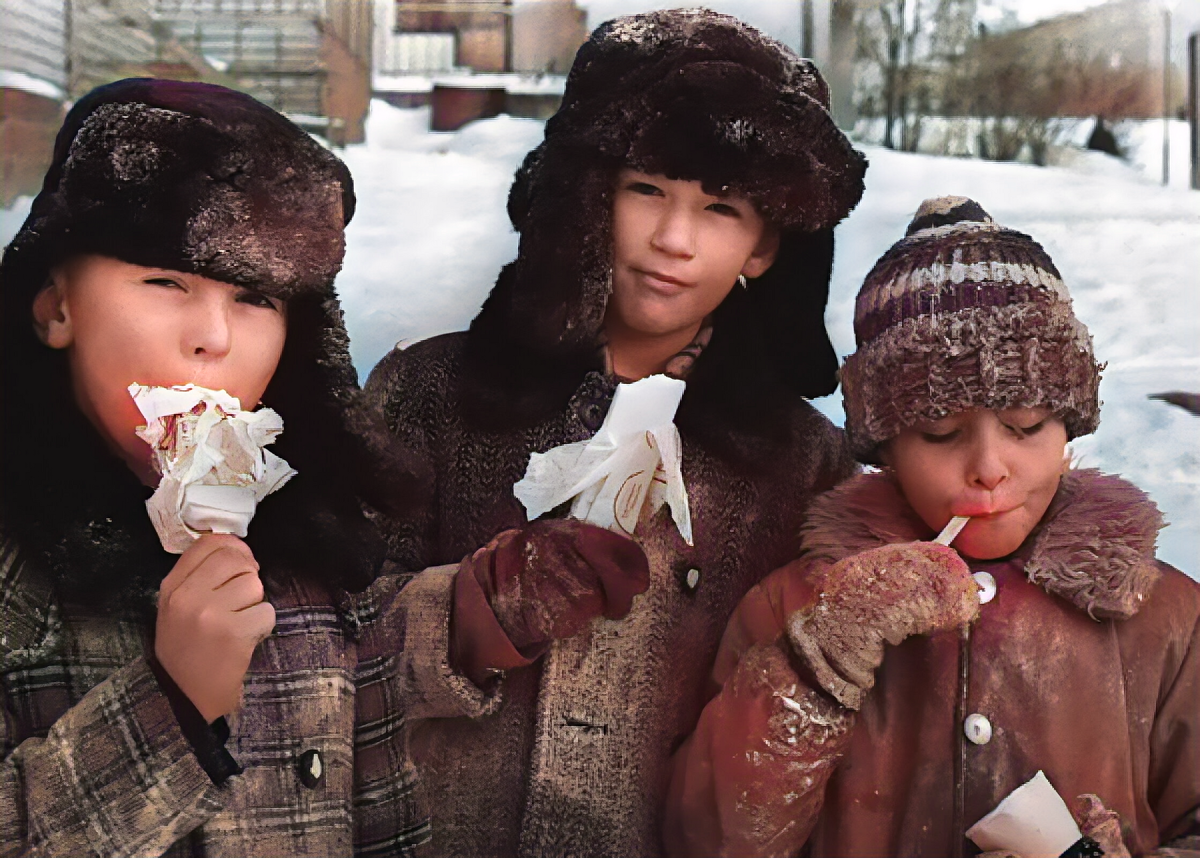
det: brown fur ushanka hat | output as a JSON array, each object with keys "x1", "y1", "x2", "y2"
[
  {"x1": 468, "y1": 9, "x2": 868, "y2": 448},
  {"x1": 840, "y1": 196, "x2": 1103, "y2": 462},
  {"x1": 5, "y1": 77, "x2": 353, "y2": 301}
]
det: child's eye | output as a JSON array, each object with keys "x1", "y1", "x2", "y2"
[
  {"x1": 237, "y1": 290, "x2": 282, "y2": 311},
  {"x1": 625, "y1": 181, "x2": 663, "y2": 196},
  {"x1": 1003, "y1": 419, "x2": 1045, "y2": 439},
  {"x1": 705, "y1": 202, "x2": 740, "y2": 217},
  {"x1": 920, "y1": 429, "x2": 960, "y2": 443},
  {"x1": 145, "y1": 277, "x2": 184, "y2": 290}
]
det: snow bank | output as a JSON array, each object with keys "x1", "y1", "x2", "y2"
[
  {"x1": 336, "y1": 105, "x2": 545, "y2": 373},
  {"x1": 0, "y1": 70, "x2": 65, "y2": 101}
]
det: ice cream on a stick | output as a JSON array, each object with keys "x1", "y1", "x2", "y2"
[{"x1": 130, "y1": 383, "x2": 296, "y2": 553}]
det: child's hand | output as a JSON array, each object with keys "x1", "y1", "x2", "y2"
[
  {"x1": 787, "y1": 542, "x2": 978, "y2": 710},
  {"x1": 451, "y1": 519, "x2": 650, "y2": 683},
  {"x1": 154, "y1": 534, "x2": 276, "y2": 722}
]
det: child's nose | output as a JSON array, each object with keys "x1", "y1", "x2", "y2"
[
  {"x1": 649, "y1": 206, "x2": 697, "y2": 259},
  {"x1": 968, "y1": 440, "x2": 1009, "y2": 491},
  {"x1": 185, "y1": 296, "x2": 233, "y2": 359}
]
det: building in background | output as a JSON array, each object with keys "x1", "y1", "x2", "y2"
[
  {"x1": 2, "y1": 0, "x2": 222, "y2": 204},
  {"x1": 153, "y1": 0, "x2": 373, "y2": 145},
  {"x1": 1, "y1": 0, "x2": 67, "y2": 205},
  {"x1": 389, "y1": 0, "x2": 511, "y2": 72},
  {"x1": 974, "y1": 0, "x2": 1197, "y2": 120},
  {"x1": 512, "y1": 0, "x2": 586, "y2": 74},
  {"x1": 373, "y1": 0, "x2": 583, "y2": 129}
]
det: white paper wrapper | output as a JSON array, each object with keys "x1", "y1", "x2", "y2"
[
  {"x1": 130, "y1": 383, "x2": 297, "y2": 553},
  {"x1": 513, "y1": 374, "x2": 692, "y2": 545},
  {"x1": 966, "y1": 771, "x2": 1083, "y2": 858}
]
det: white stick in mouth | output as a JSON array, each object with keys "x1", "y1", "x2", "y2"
[{"x1": 933, "y1": 515, "x2": 971, "y2": 546}]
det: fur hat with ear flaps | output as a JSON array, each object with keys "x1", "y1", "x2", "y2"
[
  {"x1": 464, "y1": 9, "x2": 868, "y2": 459},
  {"x1": 1, "y1": 78, "x2": 424, "y2": 619}
]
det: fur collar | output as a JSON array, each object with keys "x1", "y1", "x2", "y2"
[{"x1": 801, "y1": 468, "x2": 1163, "y2": 620}]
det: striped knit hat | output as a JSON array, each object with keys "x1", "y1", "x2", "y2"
[{"x1": 840, "y1": 196, "x2": 1102, "y2": 461}]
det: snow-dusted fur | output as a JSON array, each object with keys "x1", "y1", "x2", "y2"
[{"x1": 802, "y1": 468, "x2": 1163, "y2": 620}]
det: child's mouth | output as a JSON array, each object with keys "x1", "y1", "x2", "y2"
[{"x1": 638, "y1": 269, "x2": 693, "y2": 292}]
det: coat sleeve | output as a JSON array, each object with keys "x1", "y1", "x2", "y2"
[
  {"x1": 365, "y1": 565, "x2": 504, "y2": 724},
  {"x1": 352, "y1": 567, "x2": 505, "y2": 857},
  {"x1": 362, "y1": 344, "x2": 442, "y2": 573},
  {"x1": 662, "y1": 561, "x2": 855, "y2": 858},
  {"x1": 1, "y1": 656, "x2": 224, "y2": 858},
  {"x1": 1147, "y1": 570, "x2": 1200, "y2": 857}
]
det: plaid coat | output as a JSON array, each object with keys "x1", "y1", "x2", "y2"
[{"x1": 0, "y1": 536, "x2": 490, "y2": 858}]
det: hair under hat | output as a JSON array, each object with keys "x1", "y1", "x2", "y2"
[{"x1": 840, "y1": 196, "x2": 1103, "y2": 462}]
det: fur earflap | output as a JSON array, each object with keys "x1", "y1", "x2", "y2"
[{"x1": 801, "y1": 468, "x2": 1163, "y2": 619}]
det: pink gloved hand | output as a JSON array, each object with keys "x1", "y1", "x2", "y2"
[
  {"x1": 451, "y1": 519, "x2": 650, "y2": 683},
  {"x1": 787, "y1": 542, "x2": 979, "y2": 710},
  {"x1": 154, "y1": 534, "x2": 276, "y2": 722}
]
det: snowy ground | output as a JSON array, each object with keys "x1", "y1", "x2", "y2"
[{"x1": 3, "y1": 101, "x2": 1197, "y2": 572}]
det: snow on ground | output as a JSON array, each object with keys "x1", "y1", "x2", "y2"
[
  {"x1": 3, "y1": 99, "x2": 1196, "y2": 571},
  {"x1": 336, "y1": 105, "x2": 544, "y2": 374}
]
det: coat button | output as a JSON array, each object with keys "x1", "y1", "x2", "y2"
[
  {"x1": 964, "y1": 713, "x2": 993, "y2": 745},
  {"x1": 973, "y1": 571, "x2": 997, "y2": 604},
  {"x1": 684, "y1": 567, "x2": 701, "y2": 591},
  {"x1": 297, "y1": 749, "x2": 324, "y2": 789}
]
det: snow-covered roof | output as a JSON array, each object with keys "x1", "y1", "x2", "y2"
[
  {"x1": 372, "y1": 73, "x2": 567, "y2": 96},
  {"x1": 0, "y1": 69, "x2": 65, "y2": 101}
]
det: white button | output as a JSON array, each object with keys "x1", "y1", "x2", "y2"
[
  {"x1": 973, "y1": 571, "x2": 997, "y2": 604},
  {"x1": 685, "y1": 568, "x2": 701, "y2": 590},
  {"x1": 964, "y1": 713, "x2": 993, "y2": 745}
]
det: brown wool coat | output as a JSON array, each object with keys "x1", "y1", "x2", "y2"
[
  {"x1": 364, "y1": 331, "x2": 856, "y2": 858},
  {"x1": 0, "y1": 538, "x2": 489, "y2": 858},
  {"x1": 664, "y1": 469, "x2": 1200, "y2": 858}
]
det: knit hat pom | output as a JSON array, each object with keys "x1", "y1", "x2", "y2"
[
  {"x1": 905, "y1": 195, "x2": 994, "y2": 235},
  {"x1": 840, "y1": 195, "x2": 1103, "y2": 461}
]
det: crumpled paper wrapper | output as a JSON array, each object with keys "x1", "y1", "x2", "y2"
[
  {"x1": 513, "y1": 374, "x2": 692, "y2": 545},
  {"x1": 967, "y1": 770, "x2": 1084, "y2": 858},
  {"x1": 130, "y1": 383, "x2": 297, "y2": 553}
]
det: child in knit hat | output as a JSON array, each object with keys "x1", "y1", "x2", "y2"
[
  {"x1": 663, "y1": 197, "x2": 1200, "y2": 858},
  {"x1": 0, "y1": 78, "x2": 430, "y2": 855}
]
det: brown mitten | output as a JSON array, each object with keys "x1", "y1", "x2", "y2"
[
  {"x1": 786, "y1": 542, "x2": 979, "y2": 709},
  {"x1": 451, "y1": 519, "x2": 650, "y2": 683}
]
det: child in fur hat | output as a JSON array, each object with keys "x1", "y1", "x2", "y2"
[
  {"x1": 0, "y1": 78, "x2": 435, "y2": 855},
  {"x1": 363, "y1": 9, "x2": 867, "y2": 857},
  {"x1": 662, "y1": 197, "x2": 1200, "y2": 858}
]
